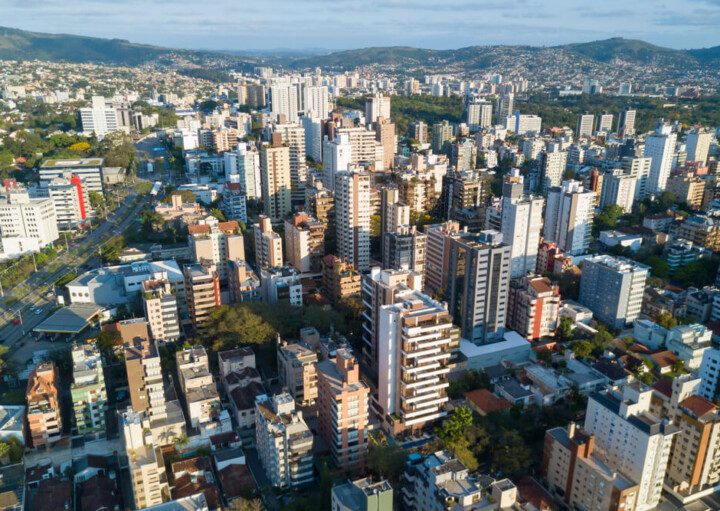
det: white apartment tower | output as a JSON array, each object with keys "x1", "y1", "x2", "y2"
[
  {"x1": 576, "y1": 114, "x2": 594, "y2": 139},
  {"x1": 80, "y1": 96, "x2": 121, "y2": 139},
  {"x1": 335, "y1": 171, "x2": 371, "y2": 271},
  {"x1": 500, "y1": 174, "x2": 544, "y2": 277},
  {"x1": 600, "y1": 169, "x2": 637, "y2": 213},
  {"x1": 365, "y1": 93, "x2": 391, "y2": 125},
  {"x1": 323, "y1": 134, "x2": 353, "y2": 191},
  {"x1": 644, "y1": 124, "x2": 677, "y2": 196},
  {"x1": 544, "y1": 180, "x2": 594, "y2": 256},
  {"x1": 260, "y1": 139, "x2": 293, "y2": 221},
  {"x1": 686, "y1": 129, "x2": 713, "y2": 166}
]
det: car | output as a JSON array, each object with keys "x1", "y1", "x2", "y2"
[
  {"x1": 11, "y1": 319, "x2": 20, "y2": 325},
  {"x1": 34, "y1": 309, "x2": 42, "y2": 315}
]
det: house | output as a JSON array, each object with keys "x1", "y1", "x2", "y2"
[{"x1": 464, "y1": 389, "x2": 512, "y2": 415}]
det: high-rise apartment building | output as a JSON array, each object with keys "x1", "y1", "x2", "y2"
[
  {"x1": 122, "y1": 408, "x2": 169, "y2": 509},
  {"x1": 542, "y1": 423, "x2": 639, "y2": 511},
  {"x1": 317, "y1": 350, "x2": 370, "y2": 471},
  {"x1": 323, "y1": 133, "x2": 352, "y2": 191},
  {"x1": 496, "y1": 93, "x2": 514, "y2": 124},
  {"x1": 584, "y1": 384, "x2": 677, "y2": 511},
  {"x1": 438, "y1": 170, "x2": 490, "y2": 219},
  {"x1": 423, "y1": 221, "x2": 463, "y2": 298},
  {"x1": 71, "y1": 341, "x2": 107, "y2": 437},
  {"x1": 576, "y1": 113, "x2": 595, "y2": 138},
  {"x1": 277, "y1": 341, "x2": 318, "y2": 406},
  {"x1": 187, "y1": 217, "x2": 244, "y2": 283},
  {"x1": 302, "y1": 116, "x2": 323, "y2": 163},
  {"x1": 622, "y1": 156, "x2": 653, "y2": 200},
  {"x1": 597, "y1": 113, "x2": 614, "y2": 133},
  {"x1": 183, "y1": 263, "x2": 221, "y2": 333},
  {"x1": 26, "y1": 362, "x2": 62, "y2": 448},
  {"x1": 374, "y1": 118, "x2": 396, "y2": 170},
  {"x1": 322, "y1": 255, "x2": 362, "y2": 301},
  {"x1": 43, "y1": 175, "x2": 87, "y2": 228},
  {"x1": 431, "y1": 121, "x2": 453, "y2": 153},
  {"x1": 383, "y1": 225, "x2": 426, "y2": 277},
  {"x1": 579, "y1": 255, "x2": 649, "y2": 329},
  {"x1": 542, "y1": 148, "x2": 569, "y2": 191},
  {"x1": 260, "y1": 138, "x2": 292, "y2": 221},
  {"x1": 336, "y1": 126, "x2": 383, "y2": 167},
  {"x1": 253, "y1": 215, "x2": 284, "y2": 269},
  {"x1": 335, "y1": 171, "x2": 371, "y2": 271},
  {"x1": 500, "y1": 173, "x2": 544, "y2": 277},
  {"x1": 686, "y1": 129, "x2": 713, "y2": 166},
  {"x1": 332, "y1": 478, "x2": 393, "y2": 511},
  {"x1": 600, "y1": 169, "x2": 637, "y2": 213},
  {"x1": 507, "y1": 275, "x2": 560, "y2": 340},
  {"x1": 364, "y1": 93, "x2": 391, "y2": 125},
  {"x1": 284, "y1": 212, "x2": 325, "y2": 273},
  {"x1": 275, "y1": 123, "x2": 308, "y2": 203},
  {"x1": 379, "y1": 187, "x2": 409, "y2": 247},
  {"x1": 142, "y1": 272, "x2": 181, "y2": 342},
  {"x1": 224, "y1": 143, "x2": 262, "y2": 200},
  {"x1": 544, "y1": 180, "x2": 594, "y2": 255},
  {"x1": 408, "y1": 121, "x2": 428, "y2": 144},
  {"x1": 375, "y1": 280, "x2": 459, "y2": 433},
  {"x1": 618, "y1": 109, "x2": 637, "y2": 136},
  {"x1": 644, "y1": 124, "x2": 678, "y2": 196},
  {"x1": 446, "y1": 230, "x2": 510, "y2": 344},
  {"x1": 303, "y1": 85, "x2": 329, "y2": 119},
  {"x1": 467, "y1": 100, "x2": 493, "y2": 130},
  {"x1": 270, "y1": 82, "x2": 300, "y2": 122},
  {"x1": 255, "y1": 393, "x2": 314, "y2": 488},
  {"x1": 80, "y1": 96, "x2": 122, "y2": 139}
]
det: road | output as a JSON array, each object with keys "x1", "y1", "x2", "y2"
[{"x1": 0, "y1": 191, "x2": 151, "y2": 349}]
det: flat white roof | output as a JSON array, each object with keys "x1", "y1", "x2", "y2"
[{"x1": 459, "y1": 330, "x2": 531, "y2": 359}]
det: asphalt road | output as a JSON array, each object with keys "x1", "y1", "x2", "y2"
[{"x1": 0, "y1": 191, "x2": 151, "y2": 348}]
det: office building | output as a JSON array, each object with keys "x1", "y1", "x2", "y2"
[
  {"x1": 260, "y1": 137, "x2": 292, "y2": 221},
  {"x1": 71, "y1": 341, "x2": 107, "y2": 437},
  {"x1": 255, "y1": 393, "x2": 314, "y2": 488},
  {"x1": 544, "y1": 180, "x2": 594, "y2": 255},
  {"x1": 253, "y1": 215, "x2": 284, "y2": 269},
  {"x1": 500, "y1": 173, "x2": 544, "y2": 277},
  {"x1": 584, "y1": 384, "x2": 678, "y2": 511},
  {"x1": 323, "y1": 133, "x2": 353, "y2": 191},
  {"x1": 26, "y1": 362, "x2": 62, "y2": 448},
  {"x1": 317, "y1": 350, "x2": 370, "y2": 471},
  {"x1": 686, "y1": 129, "x2": 712, "y2": 166},
  {"x1": 284, "y1": 212, "x2": 325, "y2": 273},
  {"x1": 121, "y1": 409, "x2": 168, "y2": 509},
  {"x1": 644, "y1": 124, "x2": 677, "y2": 196},
  {"x1": 331, "y1": 478, "x2": 393, "y2": 511},
  {"x1": 277, "y1": 341, "x2": 318, "y2": 405},
  {"x1": 43, "y1": 175, "x2": 87, "y2": 228},
  {"x1": 79, "y1": 96, "x2": 122, "y2": 139},
  {"x1": 142, "y1": 272, "x2": 181, "y2": 342},
  {"x1": 543, "y1": 424, "x2": 639, "y2": 511},
  {"x1": 335, "y1": 171, "x2": 371, "y2": 271},
  {"x1": 187, "y1": 217, "x2": 244, "y2": 283},
  {"x1": 40, "y1": 158, "x2": 104, "y2": 194},
  {"x1": 579, "y1": 255, "x2": 648, "y2": 329},
  {"x1": 507, "y1": 275, "x2": 560, "y2": 340},
  {"x1": 183, "y1": 263, "x2": 221, "y2": 333},
  {"x1": 383, "y1": 225, "x2": 426, "y2": 276},
  {"x1": 445, "y1": 230, "x2": 510, "y2": 344},
  {"x1": 0, "y1": 183, "x2": 59, "y2": 259},
  {"x1": 375, "y1": 281, "x2": 459, "y2": 433}
]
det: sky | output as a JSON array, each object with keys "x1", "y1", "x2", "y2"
[{"x1": 3, "y1": 0, "x2": 720, "y2": 52}]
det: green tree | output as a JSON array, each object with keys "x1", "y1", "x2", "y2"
[
  {"x1": 594, "y1": 204, "x2": 624, "y2": 234},
  {"x1": 439, "y1": 406, "x2": 473, "y2": 444},
  {"x1": 556, "y1": 316, "x2": 574, "y2": 342},
  {"x1": 367, "y1": 441, "x2": 406, "y2": 484},
  {"x1": 571, "y1": 340, "x2": 594, "y2": 359},
  {"x1": 95, "y1": 330, "x2": 122, "y2": 360},
  {"x1": 210, "y1": 208, "x2": 226, "y2": 222},
  {"x1": 491, "y1": 429, "x2": 532, "y2": 477},
  {"x1": 447, "y1": 370, "x2": 490, "y2": 399},
  {"x1": 206, "y1": 305, "x2": 276, "y2": 351},
  {"x1": 656, "y1": 312, "x2": 677, "y2": 330},
  {"x1": 643, "y1": 256, "x2": 669, "y2": 279}
]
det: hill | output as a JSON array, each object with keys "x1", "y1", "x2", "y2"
[
  {"x1": 0, "y1": 26, "x2": 257, "y2": 71},
  {"x1": 558, "y1": 37, "x2": 690, "y2": 65}
]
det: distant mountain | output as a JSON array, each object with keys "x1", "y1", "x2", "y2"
[
  {"x1": 557, "y1": 37, "x2": 689, "y2": 64},
  {"x1": 0, "y1": 26, "x2": 257, "y2": 70}
]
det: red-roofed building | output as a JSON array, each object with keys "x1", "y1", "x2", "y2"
[{"x1": 464, "y1": 389, "x2": 512, "y2": 415}]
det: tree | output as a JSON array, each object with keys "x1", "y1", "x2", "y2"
[
  {"x1": 594, "y1": 204, "x2": 624, "y2": 234},
  {"x1": 571, "y1": 340, "x2": 593, "y2": 359},
  {"x1": 95, "y1": 330, "x2": 122, "y2": 360},
  {"x1": 206, "y1": 305, "x2": 276, "y2": 351},
  {"x1": 210, "y1": 208, "x2": 226, "y2": 222},
  {"x1": 643, "y1": 256, "x2": 669, "y2": 279},
  {"x1": 447, "y1": 370, "x2": 490, "y2": 399},
  {"x1": 491, "y1": 429, "x2": 532, "y2": 477},
  {"x1": 656, "y1": 312, "x2": 677, "y2": 330},
  {"x1": 439, "y1": 406, "x2": 473, "y2": 444},
  {"x1": 367, "y1": 441, "x2": 406, "y2": 484},
  {"x1": 89, "y1": 191, "x2": 105, "y2": 217},
  {"x1": 174, "y1": 433, "x2": 189, "y2": 449},
  {"x1": 556, "y1": 316, "x2": 574, "y2": 342},
  {"x1": 230, "y1": 498, "x2": 263, "y2": 511}
]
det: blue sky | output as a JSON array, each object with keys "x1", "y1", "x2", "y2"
[{"x1": 4, "y1": 0, "x2": 720, "y2": 51}]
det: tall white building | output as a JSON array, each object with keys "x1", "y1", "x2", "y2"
[
  {"x1": 365, "y1": 93, "x2": 391, "y2": 125},
  {"x1": 623, "y1": 156, "x2": 653, "y2": 200},
  {"x1": 600, "y1": 169, "x2": 637, "y2": 213},
  {"x1": 335, "y1": 172, "x2": 371, "y2": 271},
  {"x1": 466, "y1": 101, "x2": 492, "y2": 130},
  {"x1": 500, "y1": 174, "x2": 544, "y2": 277},
  {"x1": 0, "y1": 184, "x2": 59, "y2": 259},
  {"x1": 121, "y1": 408, "x2": 168, "y2": 509},
  {"x1": 686, "y1": 129, "x2": 713, "y2": 166},
  {"x1": 323, "y1": 134, "x2": 353, "y2": 191},
  {"x1": 618, "y1": 109, "x2": 637, "y2": 136},
  {"x1": 255, "y1": 393, "x2": 314, "y2": 488},
  {"x1": 544, "y1": 180, "x2": 594, "y2": 255},
  {"x1": 542, "y1": 149, "x2": 569, "y2": 191},
  {"x1": 260, "y1": 141, "x2": 293, "y2": 221},
  {"x1": 79, "y1": 96, "x2": 121, "y2": 139},
  {"x1": 275, "y1": 123, "x2": 308, "y2": 202},
  {"x1": 302, "y1": 116, "x2": 323, "y2": 163},
  {"x1": 576, "y1": 114, "x2": 594, "y2": 139},
  {"x1": 596, "y1": 113, "x2": 614, "y2": 133},
  {"x1": 579, "y1": 255, "x2": 648, "y2": 329},
  {"x1": 224, "y1": 144, "x2": 262, "y2": 199},
  {"x1": 270, "y1": 83, "x2": 300, "y2": 122},
  {"x1": 303, "y1": 85, "x2": 329, "y2": 119},
  {"x1": 584, "y1": 384, "x2": 678, "y2": 511},
  {"x1": 644, "y1": 124, "x2": 677, "y2": 196},
  {"x1": 496, "y1": 93, "x2": 514, "y2": 124},
  {"x1": 40, "y1": 158, "x2": 104, "y2": 194}
]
